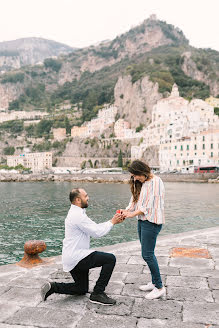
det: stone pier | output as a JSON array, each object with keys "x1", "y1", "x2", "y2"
[{"x1": 0, "y1": 227, "x2": 218, "y2": 327}]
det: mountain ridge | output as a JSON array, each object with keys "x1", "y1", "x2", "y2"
[{"x1": 0, "y1": 16, "x2": 218, "y2": 119}]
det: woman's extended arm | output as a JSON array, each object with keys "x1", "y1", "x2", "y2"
[{"x1": 122, "y1": 209, "x2": 144, "y2": 218}]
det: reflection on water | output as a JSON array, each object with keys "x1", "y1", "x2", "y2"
[{"x1": 0, "y1": 181, "x2": 218, "y2": 265}]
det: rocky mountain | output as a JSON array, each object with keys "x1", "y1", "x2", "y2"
[
  {"x1": 0, "y1": 15, "x2": 218, "y2": 127},
  {"x1": 0, "y1": 37, "x2": 75, "y2": 72}
]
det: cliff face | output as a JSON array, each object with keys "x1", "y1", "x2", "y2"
[
  {"x1": 114, "y1": 75, "x2": 162, "y2": 129},
  {"x1": 181, "y1": 52, "x2": 219, "y2": 97},
  {"x1": 0, "y1": 16, "x2": 218, "y2": 114},
  {"x1": 0, "y1": 37, "x2": 74, "y2": 72},
  {"x1": 0, "y1": 83, "x2": 25, "y2": 110}
]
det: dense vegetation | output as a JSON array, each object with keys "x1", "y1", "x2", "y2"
[{"x1": 1, "y1": 18, "x2": 218, "y2": 123}]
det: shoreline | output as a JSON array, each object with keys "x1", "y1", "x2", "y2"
[{"x1": 0, "y1": 172, "x2": 218, "y2": 183}]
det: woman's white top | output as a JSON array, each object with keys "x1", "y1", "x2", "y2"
[
  {"x1": 62, "y1": 204, "x2": 113, "y2": 272},
  {"x1": 126, "y1": 175, "x2": 165, "y2": 225}
]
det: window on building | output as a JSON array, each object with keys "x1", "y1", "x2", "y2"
[
  {"x1": 203, "y1": 152, "x2": 205, "y2": 155},
  {"x1": 183, "y1": 160, "x2": 185, "y2": 165},
  {"x1": 181, "y1": 145, "x2": 183, "y2": 151},
  {"x1": 211, "y1": 152, "x2": 213, "y2": 157},
  {"x1": 175, "y1": 146, "x2": 177, "y2": 149},
  {"x1": 203, "y1": 136, "x2": 205, "y2": 141},
  {"x1": 203, "y1": 144, "x2": 205, "y2": 150},
  {"x1": 177, "y1": 160, "x2": 179, "y2": 165},
  {"x1": 211, "y1": 143, "x2": 213, "y2": 149},
  {"x1": 194, "y1": 144, "x2": 197, "y2": 150},
  {"x1": 195, "y1": 153, "x2": 197, "y2": 155},
  {"x1": 189, "y1": 160, "x2": 194, "y2": 164},
  {"x1": 187, "y1": 145, "x2": 189, "y2": 150}
]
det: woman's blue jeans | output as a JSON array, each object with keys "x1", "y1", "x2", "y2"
[{"x1": 138, "y1": 219, "x2": 163, "y2": 289}]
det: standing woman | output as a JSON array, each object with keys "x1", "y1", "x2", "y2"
[{"x1": 122, "y1": 160, "x2": 165, "y2": 299}]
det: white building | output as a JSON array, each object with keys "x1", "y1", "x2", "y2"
[
  {"x1": 7, "y1": 152, "x2": 52, "y2": 173},
  {"x1": 0, "y1": 111, "x2": 48, "y2": 123},
  {"x1": 132, "y1": 84, "x2": 219, "y2": 170}
]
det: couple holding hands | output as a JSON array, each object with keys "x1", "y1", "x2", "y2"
[{"x1": 41, "y1": 160, "x2": 165, "y2": 305}]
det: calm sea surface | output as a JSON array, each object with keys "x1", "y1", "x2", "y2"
[{"x1": 0, "y1": 181, "x2": 218, "y2": 265}]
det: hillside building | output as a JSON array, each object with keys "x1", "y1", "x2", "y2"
[
  {"x1": 7, "y1": 152, "x2": 52, "y2": 173},
  {"x1": 53, "y1": 128, "x2": 66, "y2": 140},
  {"x1": 132, "y1": 84, "x2": 219, "y2": 171}
]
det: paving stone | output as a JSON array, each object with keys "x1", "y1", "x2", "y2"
[
  {"x1": 89, "y1": 269, "x2": 127, "y2": 283},
  {"x1": 9, "y1": 275, "x2": 48, "y2": 288},
  {"x1": 0, "y1": 264, "x2": 26, "y2": 276},
  {"x1": 5, "y1": 307, "x2": 81, "y2": 328},
  {"x1": 0, "y1": 273, "x2": 22, "y2": 286},
  {"x1": 143, "y1": 264, "x2": 178, "y2": 276},
  {"x1": 0, "y1": 302, "x2": 20, "y2": 323},
  {"x1": 0, "y1": 286, "x2": 11, "y2": 297},
  {"x1": 155, "y1": 248, "x2": 171, "y2": 256},
  {"x1": 113, "y1": 263, "x2": 143, "y2": 273},
  {"x1": 105, "y1": 281, "x2": 124, "y2": 295},
  {"x1": 213, "y1": 290, "x2": 219, "y2": 303},
  {"x1": 180, "y1": 268, "x2": 219, "y2": 278},
  {"x1": 76, "y1": 312, "x2": 137, "y2": 328},
  {"x1": 132, "y1": 298, "x2": 182, "y2": 320},
  {"x1": 49, "y1": 269, "x2": 72, "y2": 280},
  {"x1": 158, "y1": 266, "x2": 180, "y2": 276},
  {"x1": 166, "y1": 276, "x2": 208, "y2": 289},
  {"x1": 183, "y1": 302, "x2": 219, "y2": 325},
  {"x1": 208, "y1": 247, "x2": 219, "y2": 259},
  {"x1": 208, "y1": 278, "x2": 219, "y2": 290},
  {"x1": 127, "y1": 255, "x2": 168, "y2": 266},
  {"x1": 122, "y1": 283, "x2": 147, "y2": 297},
  {"x1": 38, "y1": 293, "x2": 88, "y2": 314},
  {"x1": 125, "y1": 272, "x2": 151, "y2": 284},
  {"x1": 127, "y1": 255, "x2": 145, "y2": 265},
  {"x1": 114, "y1": 255, "x2": 130, "y2": 264},
  {"x1": 0, "y1": 287, "x2": 41, "y2": 307},
  {"x1": 0, "y1": 324, "x2": 35, "y2": 328},
  {"x1": 137, "y1": 318, "x2": 205, "y2": 328},
  {"x1": 167, "y1": 287, "x2": 214, "y2": 302},
  {"x1": 169, "y1": 257, "x2": 214, "y2": 269},
  {"x1": 87, "y1": 295, "x2": 134, "y2": 316}
]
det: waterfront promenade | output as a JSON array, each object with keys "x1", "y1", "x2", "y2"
[
  {"x1": 0, "y1": 227, "x2": 218, "y2": 327},
  {"x1": 0, "y1": 172, "x2": 219, "y2": 183}
]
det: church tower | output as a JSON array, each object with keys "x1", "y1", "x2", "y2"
[{"x1": 170, "y1": 83, "x2": 179, "y2": 98}]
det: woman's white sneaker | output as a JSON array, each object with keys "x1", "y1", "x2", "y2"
[
  {"x1": 145, "y1": 287, "x2": 166, "y2": 299},
  {"x1": 139, "y1": 282, "x2": 155, "y2": 291}
]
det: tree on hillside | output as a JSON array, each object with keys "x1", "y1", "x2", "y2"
[{"x1": 118, "y1": 150, "x2": 123, "y2": 167}]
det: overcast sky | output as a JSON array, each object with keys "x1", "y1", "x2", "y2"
[{"x1": 0, "y1": 0, "x2": 219, "y2": 51}]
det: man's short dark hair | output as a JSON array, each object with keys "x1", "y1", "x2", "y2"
[{"x1": 69, "y1": 188, "x2": 81, "y2": 203}]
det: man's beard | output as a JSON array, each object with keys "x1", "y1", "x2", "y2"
[{"x1": 81, "y1": 200, "x2": 88, "y2": 208}]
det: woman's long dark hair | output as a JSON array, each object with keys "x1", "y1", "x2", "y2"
[{"x1": 128, "y1": 160, "x2": 152, "y2": 203}]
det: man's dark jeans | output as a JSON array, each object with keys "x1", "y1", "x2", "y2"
[
  {"x1": 52, "y1": 251, "x2": 116, "y2": 295},
  {"x1": 138, "y1": 219, "x2": 163, "y2": 289}
]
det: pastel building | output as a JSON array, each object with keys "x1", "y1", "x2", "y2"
[
  {"x1": 7, "y1": 152, "x2": 52, "y2": 173},
  {"x1": 114, "y1": 119, "x2": 130, "y2": 138},
  {"x1": 53, "y1": 128, "x2": 66, "y2": 140},
  {"x1": 132, "y1": 84, "x2": 219, "y2": 170},
  {"x1": 71, "y1": 126, "x2": 88, "y2": 138}
]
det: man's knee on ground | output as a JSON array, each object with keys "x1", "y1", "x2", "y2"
[{"x1": 107, "y1": 253, "x2": 116, "y2": 264}]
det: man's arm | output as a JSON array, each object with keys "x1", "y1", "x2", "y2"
[{"x1": 78, "y1": 213, "x2": 124, "y2": 238}]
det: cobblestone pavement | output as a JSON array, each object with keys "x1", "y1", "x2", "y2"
[{"x1": 0, "y1": 227, "x2": 218, "y2": 328}]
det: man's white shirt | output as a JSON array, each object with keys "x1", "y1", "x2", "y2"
[{"x1": 62, "y1": 204, "x2": 113, "y2": 272}]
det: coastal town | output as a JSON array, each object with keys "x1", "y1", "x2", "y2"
[{"x1": 2, "y1": 84, "x2": 219, "y2": 178}]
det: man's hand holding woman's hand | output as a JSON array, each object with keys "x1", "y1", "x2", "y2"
[{"x1": 110, "y1": 212, "x2": 125, "y2": 225}]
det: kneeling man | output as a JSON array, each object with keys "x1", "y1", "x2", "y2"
[{"x1": 41, "y1": 188, "x2": 124, "y2": 305}]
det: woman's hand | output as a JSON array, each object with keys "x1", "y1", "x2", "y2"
[
  {"x1": 122, "y1": 209, "x2": 144, "y2": 218},
  {"x1": 122, "y1": 210, "x2": 136, "y2": 218}
]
